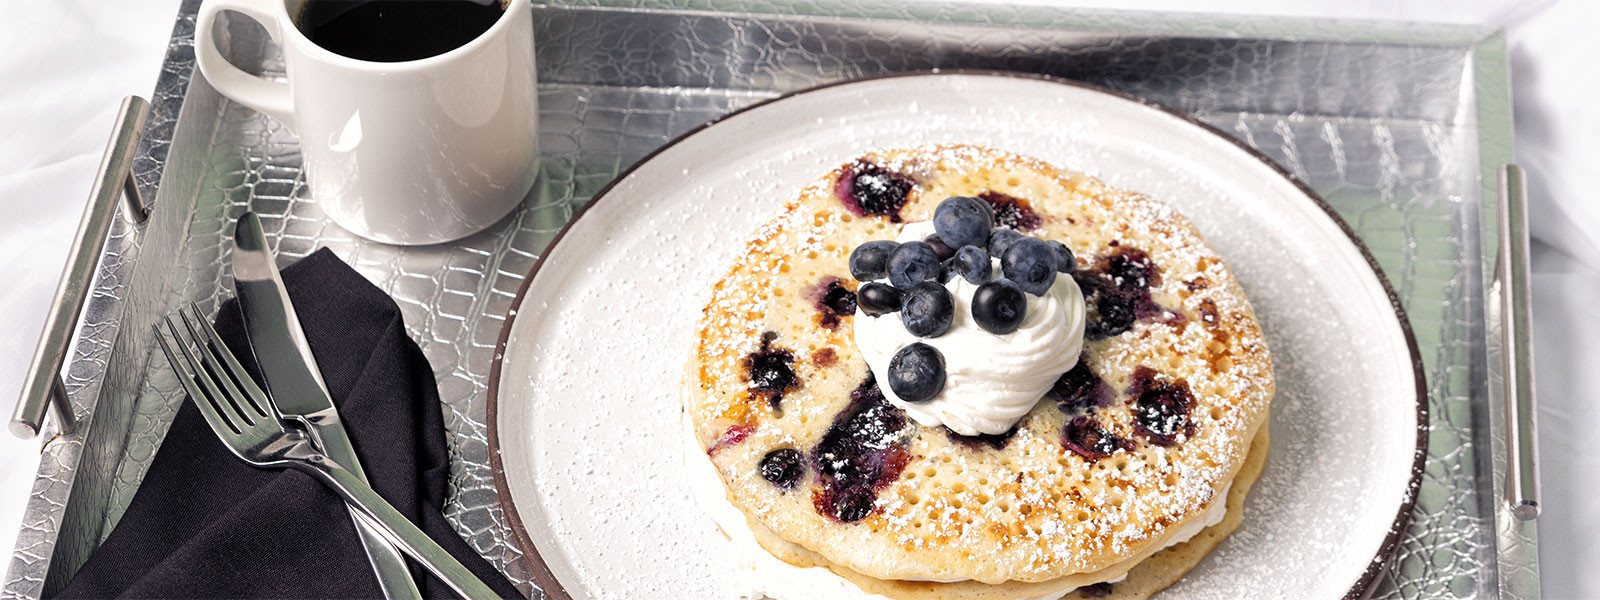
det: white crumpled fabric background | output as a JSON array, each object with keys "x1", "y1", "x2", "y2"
[{"x1": 0, "y1": 0, "x2": 1593, "y2": 597}]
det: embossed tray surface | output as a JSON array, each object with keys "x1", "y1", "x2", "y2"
[{"x1": 3, "y1": 0, "x2": 1535, "y2": 598}]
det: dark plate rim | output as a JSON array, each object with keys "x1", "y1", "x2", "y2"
[{"x1": 485, "y1": 69, "x2": 1429, "y2": 600}]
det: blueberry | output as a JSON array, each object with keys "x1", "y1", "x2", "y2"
[
  {"x1": 1127, "y1": 366, "x2": 1196, "y2": 447},
  {"x1": 1001, "y1": 237, "x2": 1058, "y2": 295},
  {"x1": 1062, "y1": 416, "x2": 1131, "y2": 461},
  {"x1": 949, "y1": 246, "x2": 992, "y2": 284},
  {"x1": 846, "y1": 163, "x2": 915, "y2": 220},
  {"x1": 900, "y1": 281, "x2": 954, "y2": 338},
  {"x1": 923, "y1": 234, "x2": 957, "y2": 261},
  {"x1": 856, "y1": 282, "x2": 903, "y2": 316},
  {"x1": 933, "y1": 196, "x2": 994, "y2": 250},
  {"x1": 849, "y1": 240, "x2": 899, "y2": 281},
  {"x1": 1078, "y1": 245, "x2": 1163, "y2": 339},
  {"x1": 812, "y1": 376, "x2": 909, "y2": 523},
  {"x1": 814, "y1": 278, "x2": 856, "y2": 329},
  {"x1": 1048, "y1": 361, "x2": 1112, "y2": 412},
  {"x1": 980, "y1": 191, "x2": 1042, "y2": 230},
  {"x1": 972, "y1": 280, "x2": 1027, "y2": 334},
  {"x1": 1048, "y1": 240, "x2": 1076, "y2": 274},
  {"x1": 937, "y1": 258, "x2": 957, "y2": 284},
  {"x1": 745, "y1": 333, "x2": 799, "y2": 411},
  {"x1": 989, "y1": 229, "x2": 1023, "y2": 259},
  {"x1": 887, "y1": 343, "x2": 945, "y2": 403},
  {"x1": 832, "y1": 489, "x2": 876, "y2": 522},
  {"x1": 759, "y1": 448, "x2": 805, "y2": 489},
  {"x1": 887, "y1": 241, "x2": 941, "y2": 289}
]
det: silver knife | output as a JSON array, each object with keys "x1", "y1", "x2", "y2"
[{"x1": 232, "y1": 212, "x2": 423, "y2": 599}]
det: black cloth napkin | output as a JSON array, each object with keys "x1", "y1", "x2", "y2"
[{"x1": 61, "y1": 248, "x2": 523, "y2": 599}]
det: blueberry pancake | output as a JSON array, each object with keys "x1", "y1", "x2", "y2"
[{"x1": 683, "y1": 144, "x2": 1273, "y2": 597}]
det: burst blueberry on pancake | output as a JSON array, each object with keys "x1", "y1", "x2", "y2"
[{"x1": 683, "y1": 144, "x2": 1273, "y2": 599}]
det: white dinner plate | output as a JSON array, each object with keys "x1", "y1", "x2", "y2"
[{"x1": 487, "y1": 72, "x2": 1426, "y2": 599}]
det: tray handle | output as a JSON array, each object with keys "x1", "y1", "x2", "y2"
[
  {"x1": 10, "y1": 95, "x2": 151, "y2": 440},
  {"x1": 1496, "y1": 164, "x2": 1540, "y2": 520}
]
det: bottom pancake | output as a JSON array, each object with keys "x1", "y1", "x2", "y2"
[
  {"x1": 746, "y1": 425, "x2": 1269, "y2": 600},
  {"x1": 1064, "y1": 425, "x2": 1269, "y2": 600}
]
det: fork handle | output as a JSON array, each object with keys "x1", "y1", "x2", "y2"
[{"x1": 296, "y1": 456, "x2": 501, "y2": 599}]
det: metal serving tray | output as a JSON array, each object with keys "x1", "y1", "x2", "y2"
[{"x1": 3, "y1": 0, "x2": 1538, "y2": 598}]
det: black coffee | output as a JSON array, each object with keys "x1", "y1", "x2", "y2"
[{"x1": 296, "y1": 0, "x2": 504, "y2": 62}]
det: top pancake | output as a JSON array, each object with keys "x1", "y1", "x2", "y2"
[{"x1": 684, "y1": 144, "x2": 1273, "y2": 584}]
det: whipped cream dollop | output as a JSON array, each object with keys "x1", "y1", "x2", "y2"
[{"x1": 854, "y1": 222, "x2": 1087, "y2": 436}]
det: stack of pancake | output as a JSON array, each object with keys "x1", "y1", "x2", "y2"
[{"x1": 683, "y1": 145, "x2": 1274, "y2": 600}]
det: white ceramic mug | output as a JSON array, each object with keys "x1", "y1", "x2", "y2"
[{"x1": 196, "y1": 0, "x2": 539, "y2": 245}]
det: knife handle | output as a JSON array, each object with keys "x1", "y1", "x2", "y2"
[
  {"x1": 312, "y1": 423, "x2": 424, "y2": 599},
  {"x1": 11, "y1": 96, "x2": 151, "y2": 440},
  {"x1": 297, "y1": 453, "x2": 500, "y2": 599}
]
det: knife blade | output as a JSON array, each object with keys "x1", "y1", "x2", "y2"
[{"x1": 232, "y1": 212, "x2": 422, "y2": 599}]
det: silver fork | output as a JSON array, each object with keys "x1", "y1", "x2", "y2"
[{"x1": 153, "y1": 304, "x2": 499, "y2": 599}]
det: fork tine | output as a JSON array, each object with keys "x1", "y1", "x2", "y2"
[
  {"x1": 176, "y1": 306, "x2": 260, "y2": 426},
  {"x1": 185, "y1": 302, "x2": 273, "y2": 420},
  {"x1": 171, "y1": 310, "x2": 252, "y2": 432},
  {"x1": 153, "y1": 319, "x2": 240, "y2": 437},
  {"x1": 171, "y1": 312, "x2": 260, "y2": 438}
]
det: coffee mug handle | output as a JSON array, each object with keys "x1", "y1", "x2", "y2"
[{"x1": 196, "y1": 0, "x2": 296, "y2": 131}]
